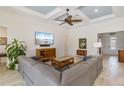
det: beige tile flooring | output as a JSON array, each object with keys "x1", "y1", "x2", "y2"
[
  {"x1": 0, "y1": 55, "x2": 124, "y2": 86},
  {"x1": 94, "y1": 55, "x2": 124, "y2": 86},
  {"x1": 0, "y1": 63, "x2": 25, "y2": 86}
]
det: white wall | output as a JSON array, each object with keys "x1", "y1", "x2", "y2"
[
  {"x1": 0, "y1": 26, "x2": 7, "y2": 37},
  {"x1": 0, "y1": 9, "x2": 67, "y2": 57},
  {"x1": 67, "y1": 17, "x2": 124, "y2": 56}
]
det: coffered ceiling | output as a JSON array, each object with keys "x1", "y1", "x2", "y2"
[
  {"x1": 78, "y1": 6, "x2": 113, "y2": 19},
  {"x1": 2, "y1": 6, "x2": 124, "y2": 28},
  {"x1": 26, "y1": 6, "x2": 57, "y2": 15}
]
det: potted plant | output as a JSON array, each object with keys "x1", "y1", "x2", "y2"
[{"x1": 6, "y1": 38, "x2": 27, "y2": 70}]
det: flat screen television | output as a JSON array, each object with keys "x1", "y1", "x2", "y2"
[{"x1": 35, "y1": 32, "x2": 54, "y2": 46}]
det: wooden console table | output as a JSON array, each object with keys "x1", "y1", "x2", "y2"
[
  {"x1": 77, "y1": 49, "x2": 87, "y2": 56},
  {"x1": 0, "y1": 53, "x2": 6, "y2": 57},
  {"x1": 118, "y1": 50, "x2": 124, "y2": 63},
  {"x1": 51, "y1": 56, "x2": 74, "y2": 69}
]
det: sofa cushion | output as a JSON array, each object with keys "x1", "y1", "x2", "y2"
[
  {"x1": 18, "y1": 56, "x2": 39, "y2": 82},
  {"x1": 23, "y1": 72, "x2": 34, "y2": 85},
  {"x1": 96, "y1": 56, "x2": 103, "y2": 75},
  {"x1": 61, "y1": 62, "x2": 90, "y2": 85},
  {"x1": 32, "y1": 63, "x2": 61, "y2": 86}
]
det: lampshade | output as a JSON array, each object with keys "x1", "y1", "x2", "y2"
[{"x1": 93, "y1": 42, "x2": 102, "y2": 48}]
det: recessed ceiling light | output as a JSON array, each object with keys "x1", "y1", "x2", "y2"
[{"x1": 94, "y1": 9, "x2": 98, "y2": 13}]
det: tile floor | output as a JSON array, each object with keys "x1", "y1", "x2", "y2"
[
  {"x1": 0, "y1": 63, "x2": 25, "y2": 86},
  {"x1": 94, "y1": 55, "x2": 124, "y2": 86}
]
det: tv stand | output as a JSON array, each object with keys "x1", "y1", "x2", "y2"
[{"x1": 36, "y1": 48, "x2": 56, "y2": 61}]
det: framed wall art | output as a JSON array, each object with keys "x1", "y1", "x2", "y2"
[
  {"x1": 79, "y1": 38, "x2": 87, "y2": 49},
  {"x1": 0, "y1": 37, "x2": 7, "y2": 45}
]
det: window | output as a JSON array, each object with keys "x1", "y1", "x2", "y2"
[{"x1": 110, "y1": 37, "x2": 117, "y2": 50}]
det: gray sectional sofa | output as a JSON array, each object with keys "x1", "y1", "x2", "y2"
[{"x1": 18, "y1": 55, "x2": 103, "y2": 86}]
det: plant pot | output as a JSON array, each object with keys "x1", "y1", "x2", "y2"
[
  {"x1": 15, "y1": 64, "x2": 18, "y2": 70},
  {"x1": 6, "y1": 58, "x2": 10, "y2": 68}
]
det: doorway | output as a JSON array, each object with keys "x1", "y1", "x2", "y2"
[{"x1": 98, "y1": 31, "x2": 124, "y2": 56}]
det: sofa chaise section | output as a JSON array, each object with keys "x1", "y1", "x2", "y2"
[{"x1": 18, "y1": 56, "x2": 103, "y2": 86}]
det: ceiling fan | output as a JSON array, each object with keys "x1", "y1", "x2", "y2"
[{"x1": 55, "y1": 9, "x2": 82, "y2": 26}]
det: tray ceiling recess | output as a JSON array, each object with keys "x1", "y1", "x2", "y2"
[{"x1": 78, "y1": 6, "x2": 113, "y2": 19}]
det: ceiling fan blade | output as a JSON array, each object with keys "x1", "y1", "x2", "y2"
[
  {"x1": 59, "y1": 22, "x2": 66, "y2": 25},
  {"x1": 55, "y1": 19, "x2": 65, "y2": 22},
  {"x1": 71, "y1": 19, "x2": 82, "y2": 22},
  {"x1": 67, "y1": 22, "x2": 73, "y2": 26},
  {"x1": 57, "y1": 9, "x2": 82, "y2": 26}
]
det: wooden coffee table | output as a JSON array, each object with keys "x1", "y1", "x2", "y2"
[{"x1": 51, "y1": 56, "x2": 74, "y2": 69}]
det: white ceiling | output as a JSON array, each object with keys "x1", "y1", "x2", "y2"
[{"x1": 2, "y1": 6, "x2": 124, "y2": 28}]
